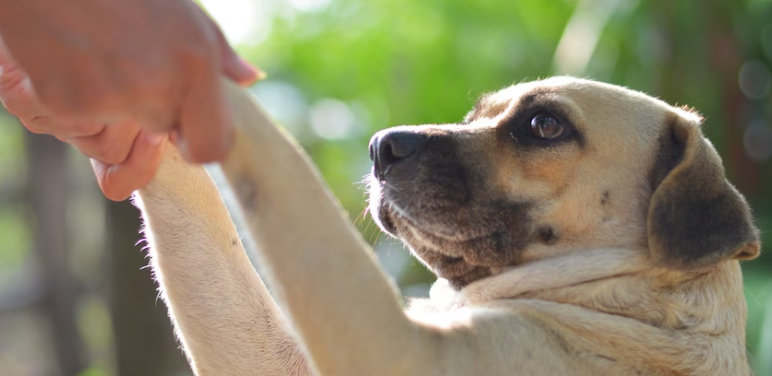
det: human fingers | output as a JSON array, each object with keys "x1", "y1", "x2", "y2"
[
  {"x1": 0, "y1": 45, "x2": 106, "y2": 137},
  {"x1": 0, "y1": 75, "x2": 104, "y2": 138},
  {"x1": 66, "y1": 120, "x2": 148, "y2": 165},
  {"x1": 206, "y1": 15, "x2": 261, "y2": 86},
  {"x1": 90, "y1": 129, "x2": 167, "y2": 201},
  {"x1": 0, "y1": 45, "x2": 45, "y2": 120},
  {"x1": 176, "y1": 47, "x2": 233, "y2": 164}
]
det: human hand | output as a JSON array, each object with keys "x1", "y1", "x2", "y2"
[
  {"x1": 0, "y1": 0, "x2": 259, "y2": 163},
  {"x1": 0, "y1": 47, "x2": 170, "y2": 201},
  {"x1": 0, "y1": 0, "x2": 261, "y2": 200}
]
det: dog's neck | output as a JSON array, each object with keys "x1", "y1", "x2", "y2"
[{"x1": 428, "y1": 248, "x2": 650, "y2": 311}]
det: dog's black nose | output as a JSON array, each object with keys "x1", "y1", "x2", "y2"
[{"x1": 369, "y1": 129, "x2": 424, "y2": 180}]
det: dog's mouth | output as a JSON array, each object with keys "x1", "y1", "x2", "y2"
[{"x1": 369, "y1": 176, "x2": 534, "y2": 289}]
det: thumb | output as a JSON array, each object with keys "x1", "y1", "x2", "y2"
[{"x1": 91, "y1": 130, "x2": 167, "y2": 201}]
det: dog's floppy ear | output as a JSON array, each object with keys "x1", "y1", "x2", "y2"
[{"x1": 648, "y1": 112, "x2": 760, "y2": 270}]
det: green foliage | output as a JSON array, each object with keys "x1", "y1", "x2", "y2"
[
  {"x1": 0, "y1": 208, "x2": 30, "y2": 272},
  {"x1": 76, "y1": 366, "x2": 111, "y2": 376},
  {"x1": 0, "y1": 111, "x2": 25, "y2": 184}
]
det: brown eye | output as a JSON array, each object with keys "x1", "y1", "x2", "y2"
[{"x1": 529, "y1": 112, "x2": 564, "y2": 139}]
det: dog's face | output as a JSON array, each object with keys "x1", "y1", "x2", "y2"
[{"x1": 367, "y1": 77, "x2": 760, "y2": 289}]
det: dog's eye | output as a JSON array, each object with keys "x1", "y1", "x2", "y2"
[{"x1": 528, "y1": 112, "x2": 564, "y2": 139}]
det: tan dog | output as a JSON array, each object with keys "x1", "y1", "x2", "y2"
[{"x1": 135, "y1": 77, "x2": 760, "y2": 376}]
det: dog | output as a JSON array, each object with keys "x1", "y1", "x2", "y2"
[{"x1": 134, "y1": 77, "x2": 760, "y2": 376}]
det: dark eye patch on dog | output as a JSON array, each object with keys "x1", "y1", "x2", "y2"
[{"x1": 500, "y1": 99, "x2": 584, "y2": 149}]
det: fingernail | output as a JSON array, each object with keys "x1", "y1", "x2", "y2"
[
  {"x1": 143, "y1": 131, "x2": 167, "y2": 146},
  {"x1": 253, "y1": 66, "x2": 267, "y2": 81},
  {"x1": 239, "y1": 57, "x2": 266, "y2": 83}
]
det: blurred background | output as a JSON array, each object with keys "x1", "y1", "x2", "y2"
[{"x1": 1, "y1": 0, "x2": 772, "y2": 375}]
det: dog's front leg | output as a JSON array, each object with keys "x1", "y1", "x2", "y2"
[
  {"x1": 218, "y1": 82, "x2": 460, "y2": 376},
  {"x1": 135, "y1": 148, "x2": 313, "y2": 376}
]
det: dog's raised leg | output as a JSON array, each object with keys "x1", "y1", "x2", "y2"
[
  {"x1": 216, "y1": 81, "x2": 429, "y2": 375},
  {"x1": 135, "y1": 148, "x2": 312, "y2": 375}
]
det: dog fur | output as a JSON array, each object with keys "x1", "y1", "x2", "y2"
[{"x1": 135, "y1": 77, "x2": 760, "y2": 375}]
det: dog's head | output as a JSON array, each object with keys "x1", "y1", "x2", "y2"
[{"x1": 367, "y1": 77, "x2": 760, "y2": 289}]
